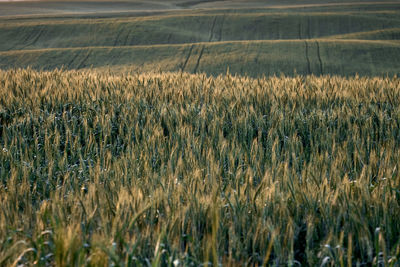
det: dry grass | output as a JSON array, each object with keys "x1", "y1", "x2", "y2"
[{"x1": 1, "y1": 68, "x2": 400, "y2": 266}]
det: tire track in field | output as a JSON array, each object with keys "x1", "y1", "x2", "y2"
[
  {"x1": 194, "y1": 45, "x2": 205, "y2": 73},
  {"x1": 315, "y1": 41, "x2": 323, "y2": 75},
  {"x1": 21, "y1": 25, "x2": 44, "y2": 49},
  {"x1": 218, "y1": 14, "x2": 226, "y2": 41},
  {"x1": 208, "y1": 16, "x2": 217, "y2": 42},
  {"x1": 242, "y1": 42, "x2": 250, "y2": 73},
  {"x1": 30, "y1": 26, "x2": 44, "y2": 46},
  {"x1": 181, "y1": 44, "x2": 194, "y2": 72},
  {"x1": 77, "y1": 49, "x2": 92, "y2": 69},
  {"x1": 304, "y1": 40, "x2": 311, "y2": 74},
  {"x1": 123, "y1": 28, "x2": 132, "y2": 46},
  {"x1": 22, "y1": 27, "x2": 36, "y2": 43},
  {"x1": 113, "y1": 27, "x2": 124, "y2": 46},
  {"x1": 67, "y1": 50, "x2": 81, "y2": 68}
]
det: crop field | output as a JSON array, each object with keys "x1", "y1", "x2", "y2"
[
  {"x1": 1, "y1": 0, "x2": 400, "y2": 266},
  {"x1": 0, "y1": 0, "x2": 400, "y2": 76},
  {"x1": 1, "y1": 69, "x2": 400, "y2": 266}
]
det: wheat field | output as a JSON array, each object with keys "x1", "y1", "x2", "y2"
[
  {"x1": 0, "y1": 68, "x2": 400, "y2": 266},
  {"x1": 1, "y1": 1, "x2": 400, "y2": 77}
]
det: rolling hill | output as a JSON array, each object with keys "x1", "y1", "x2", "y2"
[{"x1": 1, "y1": 0, "x2": 400, "y2": 76}]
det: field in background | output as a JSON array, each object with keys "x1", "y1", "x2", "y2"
[
  {"x1": 1, "y1": 68, "x2": 400, "y2": 265},
  {"x1": 0, "y1": 0, "x2": 400, "y2": 76}
]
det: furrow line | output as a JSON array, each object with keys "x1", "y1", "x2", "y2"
[
  {"x1": 218, "y1": 14, "x2": 226, "y2": 42},
  {"x1": 21, "y1": 25, "x2": 44, "y2": 49},
  {"x1": 67, "y1": 50, "x2": 81, "y2": 68},
  {"x1": 22, "y1": 27, "x2": 35, "y2": 43},
  {"x1": 315, "y1": 41, "x2": 323, "y2": 75},
  {"x1": 209, "y1": 16, "x2": 217, "y2": 42},
  {"x1": 304, "y1": 40, "x2": 311, "y2": 74},
  {"x1": 194, "y1": 45, "x2": 205, "y2": 73},
  {"x1": 30, "y1": 26, "x2": 44, "y2": 46},
  {"x1": 77, "y1": 49, "x2": 92, "y2": 69},
  {"x1": 113, "y1": 27, "x2": 124, "y2": 47},
  {"x1": 181, "y1": 44, "x2": 194, "y2": 72},
  {"x1": 123, "y1": 29, "x2": 131, "y2": 46}
]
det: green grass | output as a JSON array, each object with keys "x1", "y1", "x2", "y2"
[{"x1": 1, "y1": 68, "x2": 400, "y2": 266}]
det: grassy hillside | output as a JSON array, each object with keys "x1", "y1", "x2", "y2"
[
  {"x1": 0, "y1": 1, "x2": 400, "y2": 76},
  {"x1": 1, "y1": 12, "x2": 399, "y2": 51},
  {"x1": 1, "y1": 40, "x2": 400, "y2": 76},
  {"x1": 1, "y1": 68, "x2": 400, "y2": 266}
]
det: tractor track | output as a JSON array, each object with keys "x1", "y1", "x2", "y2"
[
  {"x1": 304, "y1": 40, "x2": 311, "y2": 74},
  {"x1": 209, "y1": 16, "x2": 217, "y2": 42},
  {"x1": 181, "y1": 44, "x2": 194, "y2": 72},
  {"x1": 30, "y1": 27, "x2": 44, "y2": 46},
  {"x1": 77, "y1": 49, "x2": 92, "y2": 69},
  {"x1": 218, "y1": 14, "x2": 226, "y2": 42},
  {"x1": 22, "y1": 28, "x2": 36, "y2": 44},
  {"x1": 113, "y1": 27, "x2": 124, "y2": 46},
  {"x1": 123, "y1": 29, "x2": 132, "y2": 46},
  {"x1": 67, "y1": 50, "x2": 81, "y2": 68},
  {"x1": 20, "y1": 25, "x2": 44, "y2": 49},
  {"x1": 315, "y1": 41, "x2": 323, "y2": 75},
  {"x1": 194, "y1": 45, "x2": 205, "y2": 73}
]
